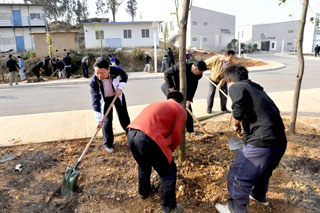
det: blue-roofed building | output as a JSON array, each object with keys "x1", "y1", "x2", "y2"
[
  {"x1": 0, "y1": 3, "x2": 47, "y2": 53},
  {"x1": 83, "y1": 21, "x2": 160, "y2": 49}
]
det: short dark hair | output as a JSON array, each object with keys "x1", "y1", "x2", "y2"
[
  {"x1": 168, "y1": 47, "x2": 171, "y2": 50},
  {"x1": 9, "y1": 54, "x2": 12, "y2": 58},
  {"x1": 17, "y1": 56, "x2": 21, "y2": 58},
  {"x1": 94, "y1": 57, "x2": 110, "y2": 70},
  {"x1": 194, "y1": 60, "x2": 207, "y2": 71},
  {"x1": 167, "y1": 91, "x2": 184, "y2": 103},
  {"x1": 225, "y1": 50, "x2": 235, "y2": 56},
  {"x1": 67, "y1": 52, "x2": 70, "y2": 55},
  {"x1": 224, "y1": 65, "x2": 249, "y2": 82}
]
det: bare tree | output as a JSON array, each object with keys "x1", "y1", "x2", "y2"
[
  {"x1": 107, "y1": 0, "x2": 123, "y2": 22},
  {"x1": 289, "y1": 0, "x2": 308, "y2": 133},
  {"x1": 125, "y1": 0, "x2": 137, "y2": 22},
  {"x1": 176, "y1": 0, "x2": 192, "y2": 162}
]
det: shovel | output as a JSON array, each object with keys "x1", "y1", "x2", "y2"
[
  {"x1": 186, "y1": 108, "x2": 214, "y2": 141},
  {"x1": 61, "y1": 95, "x2": 118, "y2": 197}
]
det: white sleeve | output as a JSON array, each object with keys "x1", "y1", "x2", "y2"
[
  {"x1": 118, "y1": 82, "x2": 126, "y2": 91},
  {"x1": 94, "y1": 111, "x2": 102, "y2": 122}
]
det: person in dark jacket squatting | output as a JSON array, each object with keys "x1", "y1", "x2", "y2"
[
  {"x1": 127, "y1": 91, "x2": 187, "y2": 213},
  {"x1": 215, "y1": 65, "x2": 287, "y2": 213},
  {"x1": 161, "y1": 61, "x2": 207, "y2": 134},
  {"x1": 90, "y1": 57, "x2": 130, "y2": 153}
]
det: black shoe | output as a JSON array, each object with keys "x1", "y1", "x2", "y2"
[
  {"x1": 139, "y1": 193, "x2": 149, "y2": 200},
  {"x1": 222, "y1": 109, "x2": 231, "y2": 113},
  {"x1": 207, "y1": 110, "x2": 212, "y2": 114}
]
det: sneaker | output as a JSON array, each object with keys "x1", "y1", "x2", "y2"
[
  {"x1": 215, "y1": 203, "x2": 232, "y2": 213},
  {"x1": 249, "y1": 194, "x2": 269, "y2": 206},
  {"x1": 162, "y1": 204, "x2": 184, "y2": 213},
  {"x1": 105, "y1": 146, "x2": 114, "y2": 153}
]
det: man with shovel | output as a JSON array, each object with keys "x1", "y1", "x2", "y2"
[
  {"x1": 90, "y1": 57, "x2": 130, "y2": 153},
  {"x1": 127, "y1": 91, "x2": 186, "y2": 213},
  {"x1": 161, "y1": 61, "x2": 207, "y2": 134},
  {"x1": 215, "y1": 65, "x2": 287, "y2": 213},
  {"x1": 205, "y1": 50, "x2": 235, "y2": 114}
]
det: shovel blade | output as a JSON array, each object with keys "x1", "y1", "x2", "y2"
[
  {"x1": 228, "y1": 138, "x2": 243, "y2": 150},
  {"x1": 61, "y1": 167, "x2": 80, "y2": 196}
]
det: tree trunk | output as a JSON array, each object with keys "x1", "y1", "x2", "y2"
[
  {"x1": 178, "y1": 0, "x2": 190, "y2": 162},
  {"x1": 289, "y1": 0, "x2": 308, "y2": 133}
]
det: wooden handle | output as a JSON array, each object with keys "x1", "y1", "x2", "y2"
[
  {"x1": 203, "y1": 75, "x2": 228, "y2": 98},
  {"x1": 77, "y1": 95, "x2": 118, "y2": 163},
  {"x1": 186, "y1": 107, "x2": 209, "y2": 135}
]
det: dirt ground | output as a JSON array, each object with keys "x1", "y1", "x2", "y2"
[{"x1": 0, "y1": 117, "x2": 319, "y2": 213}]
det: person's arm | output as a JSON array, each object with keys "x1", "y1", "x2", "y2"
[
  {"x1": 229, "y1": 84, "x2": 247, "y2": 136},
  {"x1": 89, "y1": 77, "x2": 102, "y2": 123},
  {"x1": 111, "y1": 66, "x2": 128, "y2": 94},
  {"x1": 164, "y1": 64, "x2": 179, "y2": 90},
  {"x1": 170, "y1": 106, "x2": 187, "y2": 151}
]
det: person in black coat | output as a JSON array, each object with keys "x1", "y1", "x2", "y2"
[
  {"x1": 161, "y1": 61, "x2": 207, "y2": 133},
  {"x1": 215, "y1": 65, "x2": 287, "y2": 213},
  {"x1": 6, "y1": 54, "x2": 20, "y2": 86},
  {"x1": 167, "y1": 47, "x2": 175, "y2": 67},
  {"x1": 63, "y1": 52, "x2": 72, "y2": 79},
  {"x1": 31, "y1": 62, "x2": 43, "y2": 81}
]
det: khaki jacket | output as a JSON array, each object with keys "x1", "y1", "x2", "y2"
[{"x1": 205, "y1": 55, "x2": 231, "y2": 85}]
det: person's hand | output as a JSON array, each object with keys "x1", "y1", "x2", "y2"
[
  {"x1": 186, "y1": 100, "x2": 190, "y2": 108},
  {"x1": 97, "y1": 121, "x2": 103, "y2": 129},
  {"x1": 115, "y1": 88, "x2": 122, "y2": 97},
  {"x1": 169, "y1": 87, "x2": 174, "y2": 92},
  {"x1": 233, "y1": 123, "x2": 243, "y2": 138},
  {"x1": 217, "y1": 83, "x2": 222, "y2": 90}
]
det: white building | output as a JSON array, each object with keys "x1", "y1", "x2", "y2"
[
  {"x1": 236, "y1": 21, "x2": 300, "y2": 52},
  {"x1": 0, "y1": 3, "x2": 47, "y2": 53},
  {"x1": 83, "y1": 21, "x2": 159, "y2": 49},
  {"x1": 304, "y1": 0, "x2": 320, "y2": 53},
  {"x1": 159, "y1": 6, "x2": 235, "y2": 51}
]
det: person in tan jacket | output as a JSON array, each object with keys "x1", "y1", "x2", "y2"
[{"x1": 205, "y1": 50, "x2": 235, "y2": 113}]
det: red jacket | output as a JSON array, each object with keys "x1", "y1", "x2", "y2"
[{"x1": 128, "y1": 99, "x2": 187, "y2": 163}]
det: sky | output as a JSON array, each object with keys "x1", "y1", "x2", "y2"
[{"x1": 3, "y1": 0, "x2": 312, "y2": 26}]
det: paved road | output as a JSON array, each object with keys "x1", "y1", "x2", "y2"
[{"x1": 0, "y1": 53, "x2": 319, "y2": 116}]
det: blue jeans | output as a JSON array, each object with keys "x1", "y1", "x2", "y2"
[
  {"x1": 227, "y1": 143, "x2": 287, "y2": 213},
  {"x1": 127, "y1": 129, "x2": 177, "y2": 211}
]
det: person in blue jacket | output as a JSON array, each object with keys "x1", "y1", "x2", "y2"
[{"x1": 90, "y1": 57, "x2": 130, "y2": 153}]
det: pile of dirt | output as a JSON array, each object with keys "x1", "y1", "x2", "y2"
[{"x1": 0, "y1": 118, "x2": 319, "y2": 212}]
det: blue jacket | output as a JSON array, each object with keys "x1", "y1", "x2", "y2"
[{"x1": 90, "y1": 66, "x2": 128, "y2": 113}]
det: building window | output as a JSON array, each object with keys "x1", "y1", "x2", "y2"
[
  {"x1": 203, "y1": 37, "x2": 207, "y2": 41},
  {"x1": 288, "y1": 30, "x2": 294, "y2": 33},
  {"x1": 142, "y1": 29, "x2": 149, "y2": 38},
  {"x1": 30, "y1": 13, "x2": 41, "y2": 20},
  {"x1": 124, "y1": 29, "x2": 132, "y2": 39},
  {"x1": 287, "y1": 42, "x2": 293, "y2": 45},
  {"x1": 95, "y1": 30, "x2": 104, "y2": 40},
  {"x1": 170, "y1": 21, "x2": 174, "y2": 31},
  {"x1": 271, "y1": 43, "x2": 275, "y2": 48},
  {"x1": 192, "y1": 37, "x2": 197, "y2": 41},
  {"x1": 192, "y1": 21, "x2": 197, "y2": 25},
  {"x1": 203, "y1": 22, "x2": 207, "y2": 26}
]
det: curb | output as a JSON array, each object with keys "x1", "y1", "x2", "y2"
[{"x1": 0, "y1": 58, "x2": 285, "y2": 89}]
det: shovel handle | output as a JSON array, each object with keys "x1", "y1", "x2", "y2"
[
  {"x1": 76, "y1": 95, "x2": 119, "y2": 167},
  {"x1": 203, "y1": 75, "x2": 228, "y2": 99},
  {"x1": 186, "y1": 107, "x2": 209, "y2": 135}
]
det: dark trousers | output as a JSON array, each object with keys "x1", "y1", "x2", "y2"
[
  {"x1": 81, "y1": 62, "x2": 89, "y2": 78},
  {"x1": 186, "y1": 104, "x2": 193, "y2": 133},
  {"x1": 102, "y1": 95, "x2": 130, "y2": 148},
  {"x1": 127, "y1": 129, "x2": 177, "y2": 211},
  {"x1": 65, "y1": 67, "x2": 71, "y2": 78},
  {"x1": 168, "y1": 59, "x2": 175, "y2": 67},
  {"x1": 227, "y1": 143, "x2": 287, "y2": 213},
  {"x1": 207, "y1": 80, "x2": 228, "y2": 112}
]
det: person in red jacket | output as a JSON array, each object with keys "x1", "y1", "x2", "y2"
[{"x1": 127, "y1": 91, "x2": 187, "y2": 213}]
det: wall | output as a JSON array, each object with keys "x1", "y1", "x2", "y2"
[
  {"x1": 188, "y1": 6, "x2": 235, "y2": 51},
  {"x1": 32, "y1": 33, "x2": 76, "y2": 58},
  {"x1": 84, "y1": 22, "x2": 158, "y2": 49},
  {"x1": 252, "y1": 21, "x2": 299, "y2": 52}
]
